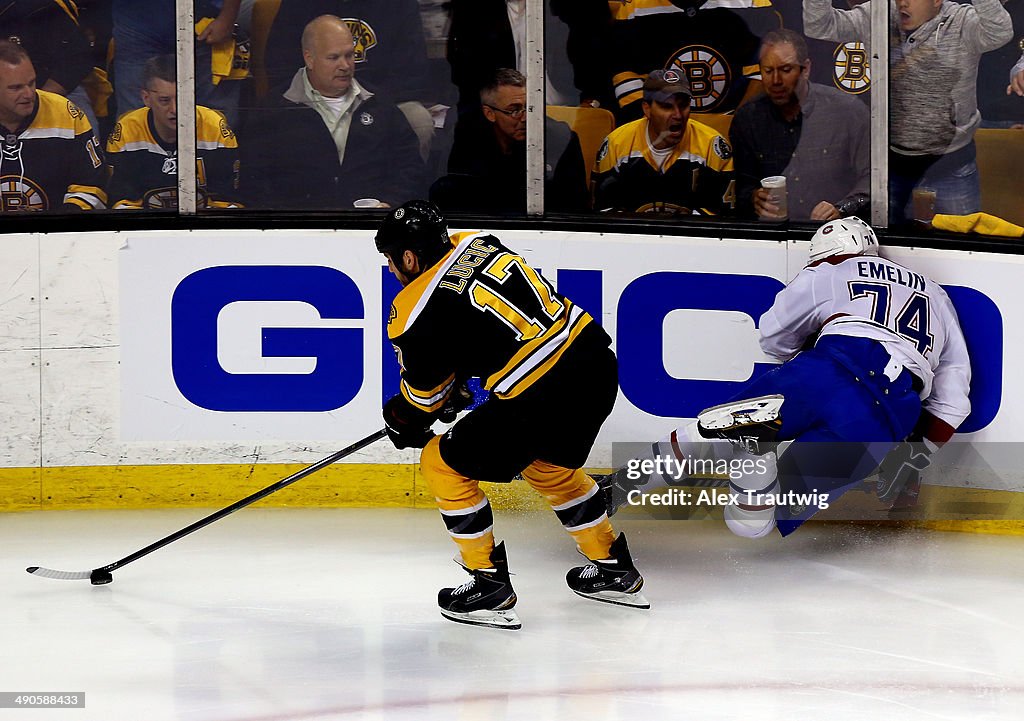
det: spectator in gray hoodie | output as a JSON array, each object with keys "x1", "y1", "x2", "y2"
[{"x1": 803, "y1": 0, "x2": 1013, "y2": 224}]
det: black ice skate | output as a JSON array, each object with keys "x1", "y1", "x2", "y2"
[
  {"x1": 438, "y1": 542, "x2": 521, "y2": 630},
  {"x1": 566, "y1": 533, "x2": 650, "y2": 609}
]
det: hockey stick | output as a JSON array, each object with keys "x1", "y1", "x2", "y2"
[{"x1": 26, "y1": 428, "x2": 388, "y2": 585}]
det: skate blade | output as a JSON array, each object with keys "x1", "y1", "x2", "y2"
[
  {"x1": 440, "y1": 607, "x2": 522, "y2": 630},
  {"x1": 698, "y1": 394, "x2": 783, "y2": 430},
  {"x1": 572, "y1": 589, "x2": 651, "y2": 609}
]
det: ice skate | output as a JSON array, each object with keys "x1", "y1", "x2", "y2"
[
  {"x1": 696, "y1": 395, "x2": 783, "y2": 452},
  {"x1": 566, "y1": 533, "x2": 650, "y2": 609},
  {"x1": 438, "y1": 542, "x2": 521, "y2": 630}
]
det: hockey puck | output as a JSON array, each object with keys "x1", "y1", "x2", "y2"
[{"x1": 90, "y1": 570, "x2": 113, "y2": 585}]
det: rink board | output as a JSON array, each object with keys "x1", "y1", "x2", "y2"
[{"x1": 0, "y1": 228, "x2": 1021, "y2": 531}]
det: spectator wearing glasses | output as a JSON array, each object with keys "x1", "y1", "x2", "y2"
[
  {"x1": 592, "y1": 68, "x2": 734, "y2": 215},
  {"x1": 430, "y1": 67, "x2": 589, "y2": 213},
  {"x1": 730, "y1": 29, "x2": 870, "y2": 222},
  {"x1": 105, "y1": 55, "x2": 242, "y2": 210}
]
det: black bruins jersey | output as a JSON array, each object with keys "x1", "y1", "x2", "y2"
[
  {"x1": 388, "y1": 232, "x2": 602, "y2": 413},
  {"x1": 0, "y1": 90, "x2": 105, "y2": 212},
  {"x1": 607, "y1": 0, "x2": 780, "y2": 120},
  {"x1": 592, "y1": 116, "x2": 735, "y2": 214},
  {"x1": 105, "y1": 105, "x2": 241, "y2": 210}
]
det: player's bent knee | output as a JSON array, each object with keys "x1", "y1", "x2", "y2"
[{"x1": 420, "y1": 436, "x2": 471, "y2": 498}]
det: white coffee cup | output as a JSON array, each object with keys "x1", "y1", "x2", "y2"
[
  {"x1": 353, "y1": 198, "x2": 385, "y2": 209},
  {"x1": 759, "y1": 176, "x2": 788, "y2": 221}
]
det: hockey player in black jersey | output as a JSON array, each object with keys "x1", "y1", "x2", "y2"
[{"x1": 376, "y1": 200, "x2": 649, "y2": 629}]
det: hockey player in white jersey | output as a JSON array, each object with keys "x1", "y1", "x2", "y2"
[{"x1": 604, "y1": 217, "x2": 971, "y2": 537}]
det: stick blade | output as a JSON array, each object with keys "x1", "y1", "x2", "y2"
[{"x1": 26, "y1": 566, "x2": 92, "y2": 581}]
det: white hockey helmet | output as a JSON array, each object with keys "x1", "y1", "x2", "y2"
[{"x1": 807, "y1": 217, "x2": 880, "y2": 263}]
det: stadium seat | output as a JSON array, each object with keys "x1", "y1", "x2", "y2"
[
  {"x1": 975, "y1": 128, "x2": 1024, "y2": 226},
  {"x1": 692, "y1": 112, "x2": 733, "y2": 138},
  {"x1": 545, "y1": 105, "x2": 616, "y2": 187}
]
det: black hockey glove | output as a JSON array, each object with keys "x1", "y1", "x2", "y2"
[
  {"x1": 876, "y1": 436, "x2": 937, "y2": 505},
  {"x1": 383, "y1": 395, "x2": 435, "y2": 450},
  {"x1": 438, "y1": 381, "x2": 476, "y2": 424}
]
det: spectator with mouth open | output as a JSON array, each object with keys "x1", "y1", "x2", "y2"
[{"x1": 591, "y1": 68, "x2": 735, "y2": 215}]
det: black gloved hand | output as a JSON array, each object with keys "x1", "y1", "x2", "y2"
[
  {"x1": 876, "y1": 436, "x2": 937, "y2": 505},
  {"x1": 438, "y1": 381, "x2": 476, "y2": 424},
  {"x1": 383, "y1": 395, "x2": 435, "y2": 450}
]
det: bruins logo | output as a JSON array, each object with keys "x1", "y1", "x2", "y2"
[
  {"x1": 635, "y1": 201, "x2": 691, "y2": 215},
  {"x1": 667, "y1": 45, "x2": 730, "y2": 111},
  {"x1": 343, "y1": 18, "x2": 378, "y2": 63},
  {"x1": 388, "y1": 305, "x2": 398, "y2": 326},
  {"x1": 0, "y1": 174, "x2": 49, "y2": 211},
  {"x1": 712, "y1": 135, "x2": 732, "y2": 161},
  {"x1": 219, "y1": 118, "x2": 235, "y2": 140},
  {"x1": 67, "y1": 100, "x2": 84, "y2": 120},
  {"x1": 109, "y1": 122, "x2": 123, "y2": 144},
  {"x1": 833, "y1": 42, "x2": 870, "y2": 95},
  {"x1": 596, "y1": 138, "x2": 610, "y2": 163}
]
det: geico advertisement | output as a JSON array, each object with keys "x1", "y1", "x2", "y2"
[{"x1": 120, "y1": 230, "x2": 1004, "y2": 442}]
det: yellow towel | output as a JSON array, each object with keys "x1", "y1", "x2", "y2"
[
  {"x1": 195, "y1": 17, "x2": 251, "y2": 86},
  {"x1": 931, "y1": 212, "x2": 1024, "y2": 238}
]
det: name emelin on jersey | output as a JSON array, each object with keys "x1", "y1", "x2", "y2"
[{"x1": 856, "y1": 260, "x2": 926, "y2": 291}]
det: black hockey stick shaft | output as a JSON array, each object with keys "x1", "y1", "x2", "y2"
[{"x1": 86, "y1": 429, "x2": 386, "y2": 576}]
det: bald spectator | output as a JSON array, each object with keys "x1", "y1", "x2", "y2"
[
  {"x1": 241, "y1": 15, "x2": 424, "y2": 209},
  {"x1": 261, "y1": 0, "x2": 441, "y2": 161},
  {"x1": 0, "y1": 41, "x2": 105, "y2": 212}
]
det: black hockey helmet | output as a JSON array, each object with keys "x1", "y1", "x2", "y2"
[{"x1": 374, "y1": 200, "x2": 452, "y2": 268}]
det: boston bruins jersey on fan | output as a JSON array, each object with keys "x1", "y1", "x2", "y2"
[
  {"x1": 105, "y1": 105, "x2": 241, "y2": 210},
  {"x1": 607, "y1": 0, "x2": 780, "y2": 120},
  {"x1": 0, "y1": 90, "x2": 105, "y2": 212},
  {"x1": 388, "y1": 232, "x2": 605, "y2": 413},
  {"x1": 592, "y1": 116, "x2": 734, "y2": 214}
]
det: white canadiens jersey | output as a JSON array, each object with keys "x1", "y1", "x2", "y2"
[{"x1": 758, "y1": 254, "x2": 972, "y2": 429}]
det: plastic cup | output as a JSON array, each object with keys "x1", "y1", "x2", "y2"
[
  {"x1": 912, "y1": 187, "x2": 937, "y2": 223},
  {"x1": 760, "y1": 176, "x2": 788, "y2": 221},
  {"x1": 354, "y1": 198, "x2": 385, "y2": 209}
]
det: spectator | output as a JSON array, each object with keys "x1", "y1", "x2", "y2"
[
  {"x1": 0, "y1": 0, "x2": 100, "y2": 130},
  {"x1": 106, "y1": 55, "x2": 241, "y2": 210},
  {"x1": 111, "y1": 0, "x2": 245, "y2": 127},
  {"x1": 978, "y1": 0, "x2": 1024, "y2": 128},
  {"x1": 1013, "y1": 50, "x2": 1024, "y2": 101},
  {"x1": 552, "y1": 0, "x2": 778, "y2": 122},
  {"x1": 730, "y1": 29, "x2": 870, "y2": 222},
  {"x1": 0, "y1": 40, "x2": 105, "y2": 212},
  {"x1": 803, "y1": 0, "x2": 1013, "y2": 224},
  {"x1": 592, "y1": 68, "x2": 735, "y2": 215},
  {"x1": 430, "y1": 68, "x2": 589, "y2": 214},
  {"x1": 240, "y1": 15, "x2": 424, "y2": 210},
  {"x1": 262, "y1": 0, "x2": 441, "y2": 162}
]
